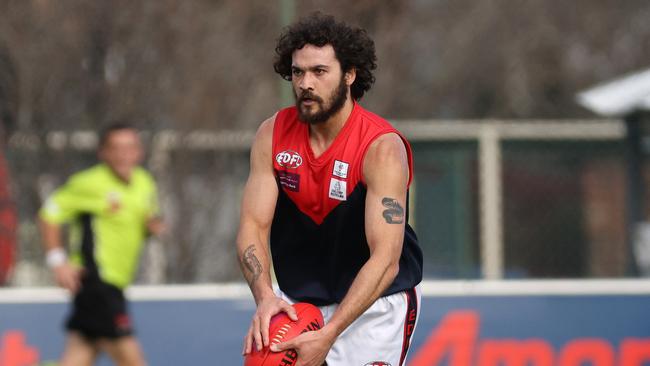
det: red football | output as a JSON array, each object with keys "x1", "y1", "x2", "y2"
[{"x1": 244, "y1": 302, "x2": 324, "y2": 366}]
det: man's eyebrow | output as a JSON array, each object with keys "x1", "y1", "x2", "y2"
[{"x1": 291, "y1": 64, "x2": 330, "y2": 71}]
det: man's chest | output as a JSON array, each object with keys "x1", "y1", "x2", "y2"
[{"x1": 274, "y1": 145, "x2": 362, "y2": 223}]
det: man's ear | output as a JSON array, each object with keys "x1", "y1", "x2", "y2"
[{"x1": 345, "y1": 68, "x2": 356, "y2": 86}]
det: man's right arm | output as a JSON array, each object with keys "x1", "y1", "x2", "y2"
[
  {"x1": 38, "y1": 176, "x2": 91, "y2": 293},
  {"x1": 237, "y1": 115, "x2": 297, "y2": 354},
  {"x1": 38, "y1": 218, "x2": 81, "y2": 292},
  {"x1": 237, "y1": 116, "x2": 277, "y2": 302}
]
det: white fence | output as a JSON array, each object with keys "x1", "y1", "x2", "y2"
[{"x1": 6, "y1": 118, "x2": 627, "y2": 283}]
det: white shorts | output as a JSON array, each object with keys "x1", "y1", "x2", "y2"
[{"x1": 277, "y1": 285, "x2": 421, "y2": 366}]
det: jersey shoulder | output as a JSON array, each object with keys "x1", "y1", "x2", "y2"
[
  {"x1": 132, "y1": 167, "x2": 154, "y2": 183},
  {"x1": 64, "y1": 164, "x2": 108, "y2": 191},
  {"x1": 132, "y1": 167, "x2": 157, "y2": 192},
  {"x1": 357, "y1": 104, "x2": 394, "y2": 130}
]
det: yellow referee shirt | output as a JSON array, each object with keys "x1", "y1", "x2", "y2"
[{"x1": 39, "y1": 164, "x2": 159, "y2": 289}]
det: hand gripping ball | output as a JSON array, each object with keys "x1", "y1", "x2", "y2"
[{"x1": 244, "y1": 303, "x2": 324, "y2": 366}]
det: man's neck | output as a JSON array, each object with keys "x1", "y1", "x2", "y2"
[{"x1": 105, "y1": 164, "x2": 133, "y2": 184}]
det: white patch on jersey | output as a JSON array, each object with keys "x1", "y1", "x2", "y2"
[
  {"x1": 328, "y1": 178, "x2": 347, "y2": 201},
  {"x1": 44, "y1": 198, "x2": 60, "y2": 215},
  {"x1": 275, "y1": 150, "x2": 303, "y2": 169},
  {"x1": 332, "y1": 160, "x2": 349, "y2": 179}
]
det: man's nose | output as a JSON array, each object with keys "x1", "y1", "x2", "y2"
[{"x1": 298, "y1": 72, "x2": 315, "y2": 91}]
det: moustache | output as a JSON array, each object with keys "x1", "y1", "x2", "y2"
[{"x1": 299, "y1": 91, "x2": 323, "y2": 104}]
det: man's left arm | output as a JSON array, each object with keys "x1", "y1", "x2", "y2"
[
  {"x1": 272, "y1": 133, "x2": 409, "y2": 366},
  {"x1": 146, "y1": 216, "x2": 166, "y2": 237}
]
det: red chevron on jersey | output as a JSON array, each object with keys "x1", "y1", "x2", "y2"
[{"x1": 272, "y1": 103, "x2": 413, "y2": 225}]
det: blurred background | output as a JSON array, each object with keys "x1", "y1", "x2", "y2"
[{"x1": 1, "y1": 0, "x2": 650, "y2": 283}]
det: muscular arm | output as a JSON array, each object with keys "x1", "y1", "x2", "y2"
[
  {"x1": 323, "y1": 133, "x2": 409, "y2": 340},
  {"x1": 237, "y1": 116, "x2": 277, "y2": 302},
  {"x1": 238, "y1": 116, "x2": 298, "y2": 354}
]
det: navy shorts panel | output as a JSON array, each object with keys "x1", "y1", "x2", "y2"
[{"x1": 66, "y1": 277, "x2": 133, "y2": 340}]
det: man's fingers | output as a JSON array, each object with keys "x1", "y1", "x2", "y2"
[
  {"x1": 71, "y1": 273, "x2": 81, "y2": 293},
  {"x1": 58, "y1": 272, "x2": 74, "y2": 292},
  {"x1": 284, "y1": 303, "x2": 298, "y2": 321},
  {"x1": 270, "y1": 338, "x2": 294, "y2": 353},
  {"x1": 261, "y1": 314, "x2": 271, "y2": 347},
  {"x1": 67, "y1": 279, "x2": 77, "y2": 293},
  {"x1": 243, "y1": 327, "x2": 253, "y2": 355},
  {"x1": 252, "y1": 315, "x2": 263, "y2": 351},
  {"x1": 54, "y1": 265, "x2": 82, "y2": 293},
  {"x1": 242, "y1": 333, "x2": 247, "y2": 355},
  {"x1": 66, "y1": 271, "x2": 80, "y2": 293},
  {"x1": 68, "y1": 279, "x2": 78, "y2": 293}
]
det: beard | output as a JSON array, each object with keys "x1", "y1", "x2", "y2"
[{"x1": 295, "y1": 75, "x2": 348, "y2": 125}]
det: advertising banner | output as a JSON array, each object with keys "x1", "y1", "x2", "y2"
[{"x1": 1, "y1": 282, "x2": 649, "y2": 366}]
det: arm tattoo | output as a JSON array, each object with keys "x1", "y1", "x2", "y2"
[
  {"x1": 242, "y1": 245, "x2": 262, "y2": 285},
  {"x1": 382, "y1": 197, "x2": 404, "y2": 224}
]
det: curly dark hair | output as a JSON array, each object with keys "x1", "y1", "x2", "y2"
[{"x1": 274, "y1": 12, "x2": 377, "y2": 101}]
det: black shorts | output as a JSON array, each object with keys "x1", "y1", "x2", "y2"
[{"x1": 66, "y1": 276, "x2": 134, "y2": 340}]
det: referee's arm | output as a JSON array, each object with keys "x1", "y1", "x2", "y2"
[
  {"x1": 38, "y1": 179, "x2": 87, "y2": 293},
  {"x1": 38, "y1": 216, "x2": 82, "y2": 293}
]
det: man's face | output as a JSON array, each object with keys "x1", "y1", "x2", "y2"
[
  {"x1": 99, "y1": 129, "x2": 143, "y2": 181},
  {"x1": 291, "y1": 44, "x2": 353, "y2": 124}
]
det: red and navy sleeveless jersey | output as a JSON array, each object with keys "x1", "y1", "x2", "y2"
[{"x1": 271, "y1": 103, "x2": 423, "y2": 306}]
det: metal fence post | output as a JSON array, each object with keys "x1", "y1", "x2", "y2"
[
  {"x1": 625, "y1": 113, "x2": 642, "y2": 276},
  {"x1": 480, "y1": 123, "x2": 504, "y2": 279}
]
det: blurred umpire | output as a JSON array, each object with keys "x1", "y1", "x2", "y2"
[{"x1": 38, "y1": 123, "x2": 164, "y2": 366}]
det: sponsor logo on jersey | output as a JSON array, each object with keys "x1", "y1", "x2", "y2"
[
  {"x1": 275, "y1": 150, "x2": 303, "y2": 169},
  {"x1": 328, "y1": 178, "x2": 347, "y2": 201},
  {"x1": 107, "y1": 191, "x2": 122, "y2": 213},
  {"x1": 278, "y1": 171, "x2": 300, "y2": 192},
  {"x1": 364, "y1": 362, "x2": 391, "y2": 366},
  {"x1": 333, "y1": 160, "x2": 349, "y2": 179}
]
